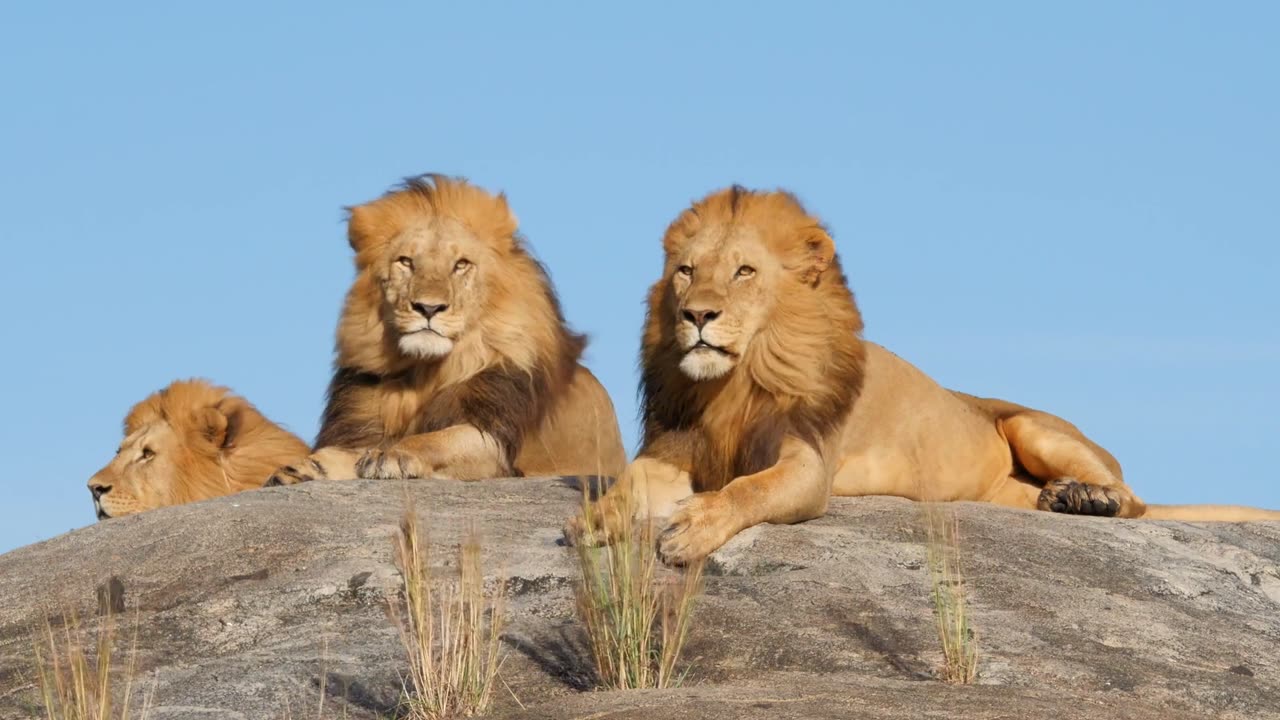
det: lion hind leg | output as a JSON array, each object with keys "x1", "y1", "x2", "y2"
[{"x1": 1000, "y1": 413, "x2": 1146, "y2": 518}]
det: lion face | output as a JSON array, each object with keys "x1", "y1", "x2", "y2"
[
  {"x1": 376, "y1": 217, "x2": 491, "y2": 360},
  {"x1": 341, "y1": 176, "x2": 528, "y2": 373},
  {"x1": 668, "y1": 226, "x2": 778, "y2": 381},
  {"x1": 654, "y1": 187, "x2": 848, "y2": 388},
  {"x1": 88, "y1": 420, "x2": 189, "y2": 519}
]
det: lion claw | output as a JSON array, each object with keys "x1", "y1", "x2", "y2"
[
  {"x1": 656, "y1": 495, "x2": 728, "y2": 566},
  {"x1": 564, "y1": 506, "x2": 622, "y2": 548},
  {"x1": 265, "y1": 458, "x2": 327, "y2": 487},
  {"x1": 656, "y1": 526, "x2": 686, "y2": 566},
  {"x1": 356, "y1": 448, "x2": 425, "y2": 480},
  {"x1": 1038, "y1": 478, "x2": 1121, "y2": 517},
  {"x1": 264, "y1": 465, "x2": 308, "y2": 487},
  {"x1": 562, "y1": 517, "x2": 588, "y2": 547}
]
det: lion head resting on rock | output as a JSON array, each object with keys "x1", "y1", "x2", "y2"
[
  {"x1": 88, "y1": 380, "x2": 309, "y2": 519},
  {"x1": 267, "y1": 174, "x2": 624, "y2": 486}
]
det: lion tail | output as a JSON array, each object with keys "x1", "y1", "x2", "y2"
[{"x1": 1139, "y1": 504, "x2": 1280, "y2": 522}]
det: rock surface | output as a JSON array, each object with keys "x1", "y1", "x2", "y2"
[{"x1": 1, "y1": 479, "x2": 1278, "y2": 719}]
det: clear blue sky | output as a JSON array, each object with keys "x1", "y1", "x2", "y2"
[{"x1": 1, "y1": 3, "x2": 1276, "y2": 553}]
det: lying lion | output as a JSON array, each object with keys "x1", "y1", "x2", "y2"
[
  {"x1": 267, "y1": 174, "x2": 625, "y2": 486},
  {"x1": 572, "y1": 186, "x2": 1280, "y2": 565},
  {"x1": 88, "y1": 379, "x2": 309, "y2": 519}
]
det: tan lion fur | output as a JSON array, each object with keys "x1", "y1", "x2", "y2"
[
  {"x1": 268, "y1": 174, "x2": 625, "y2": 486},
  {"x1": 88, "y1": 379, "x2": 309, "y2": 518},
  {"x1": 572, "y1": 186, "x2": 1280, "y2": 564}
]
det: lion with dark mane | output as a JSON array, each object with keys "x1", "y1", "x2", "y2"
[
  {"x1": 268, "y1": 175, "x2": 625, "y2": 486},
  {"x1": 572, "y1": 186, "x2": 1280, "y2": 565}
]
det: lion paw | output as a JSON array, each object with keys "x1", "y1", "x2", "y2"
[
  {"x1": 561, "y1": 514, "x2": 595, "y2": 547},
  {"x1": 265, "y1": 458, "x2": 326, "y2": 487},
  {"x1": 356, "y1": 448, "x2": 427, "y2": 480},
  {"x1": 563, "y1": 500, "x2": 631, "y2": 548},
  {"x1": 1038, "y1": 478, "x2": 1121, "y2": 517},
  {"x1": 658, "y1": 494, "x2": 734, "y2": 566}
]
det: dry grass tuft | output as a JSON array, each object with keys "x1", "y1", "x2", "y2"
[
  {"x1": 390, "y1": 506, "x2": 506, "y2": 719},
  {"x1": 572, "y1": 481, "x2": 703, "y2": 690},
  {"x1": 923, "y1": 502, "x2": 978, "y2": 684},
  {"x1": 31, "y1": 601, "x2": 151, "y2": 720}
]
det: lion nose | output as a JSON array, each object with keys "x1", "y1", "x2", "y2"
[
  {"x1": 89, "y1": 482, "x2": 112, "y2": 500},
  {"x1": 682, "y1": 308, "x2": 721, "y2": 329},
  {"x1": 411, "y1": 301, "x2": 449, "y2": 319}
]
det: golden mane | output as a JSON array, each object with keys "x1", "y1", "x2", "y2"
[
  {"x1": 640, "y1": 186, "x2": 866, "y2": 490},
  {"x1": 315, "y1": 174, "x2": 586, "y2": 473},
  {"x1": 99, "y1": 379, "x2": 309, "y2": 511}
]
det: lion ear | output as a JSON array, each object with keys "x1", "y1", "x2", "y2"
[
  {"x1": 193, "y1": 408, "x2": 228, "y2": 448},
  {"x1": 216, "y1": 399, "x2": 248, "y2": 450},
  {"x1": 495, "y1": 192, "x2": 518, "y2": 230},
  {"x1": 799, "y1": 227, "x2": 835, "y2": 284},
  {"x1": 346, "y1": 204, "x2": 382, "y2": 255},
  {"x1": 662, "y1": 208, "x2": 701, "y2": 257},
  {"x1": 195, "y1": 400, "x2": 246, "y2": 450},
  {"x1": 488, "y1": 192, "x2": 520, "y2": 252}
]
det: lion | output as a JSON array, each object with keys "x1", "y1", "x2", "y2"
[
  {"x1": 266, "y1": 174, "x2": 625, "y2": 487},
  {"x1": 88, "y1": 379, "x2": 310, "y2": 519},
  {"x1": 570, "y1": 186, "x2": 1280, "y2": 565}
]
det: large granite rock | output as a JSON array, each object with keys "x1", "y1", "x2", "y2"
[{"x1": 1, "y1": 479, "x2": 1277, "y2": 719}]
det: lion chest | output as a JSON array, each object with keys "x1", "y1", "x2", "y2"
[{"x1": 377, "y1": 382, "x2": 432, "y2": 439}]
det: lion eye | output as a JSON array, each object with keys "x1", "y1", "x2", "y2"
[
  {"x1": 453, "y1": 258, "x2": 472, "y2": 274},
  {"x1": 140, "y1": 447, "x2": 155, "y2": 461},
  {"x1": 396, "y1": 256, "x2": 414, "y2": 270},
  {"x1": 676, "y1": 265, "x2": 693, "y2": 277},
  {"x1": 735, "y1": 265, "x2": 756, "y2": 279}
]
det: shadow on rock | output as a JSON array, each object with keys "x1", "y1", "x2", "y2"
[
  {"x1": 832, "y1": 610, "x2": 934, "y2": 681},
  {"x1": 554, "y1": 475, "x2": 616, "y2": 501},
  {"x1": 505, "y1": 624, "x2": 597, "y2": 692},
  {"x1": 319, "y1": 671, "x2": 401, "y2": 717}
]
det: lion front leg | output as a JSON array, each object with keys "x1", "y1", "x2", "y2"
[
  {"x1": 658, "y1": 436, "x2": 830, "y2": 565},
  {"x1": 564, "y1": 457, "x2": 693, "y2": 547},
  {"x1": 355, "y1": 424, "x2": 509, "y2": 481},
  {"x1": 265, "y1": 447, "x2": 363, "y2": 486}
]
